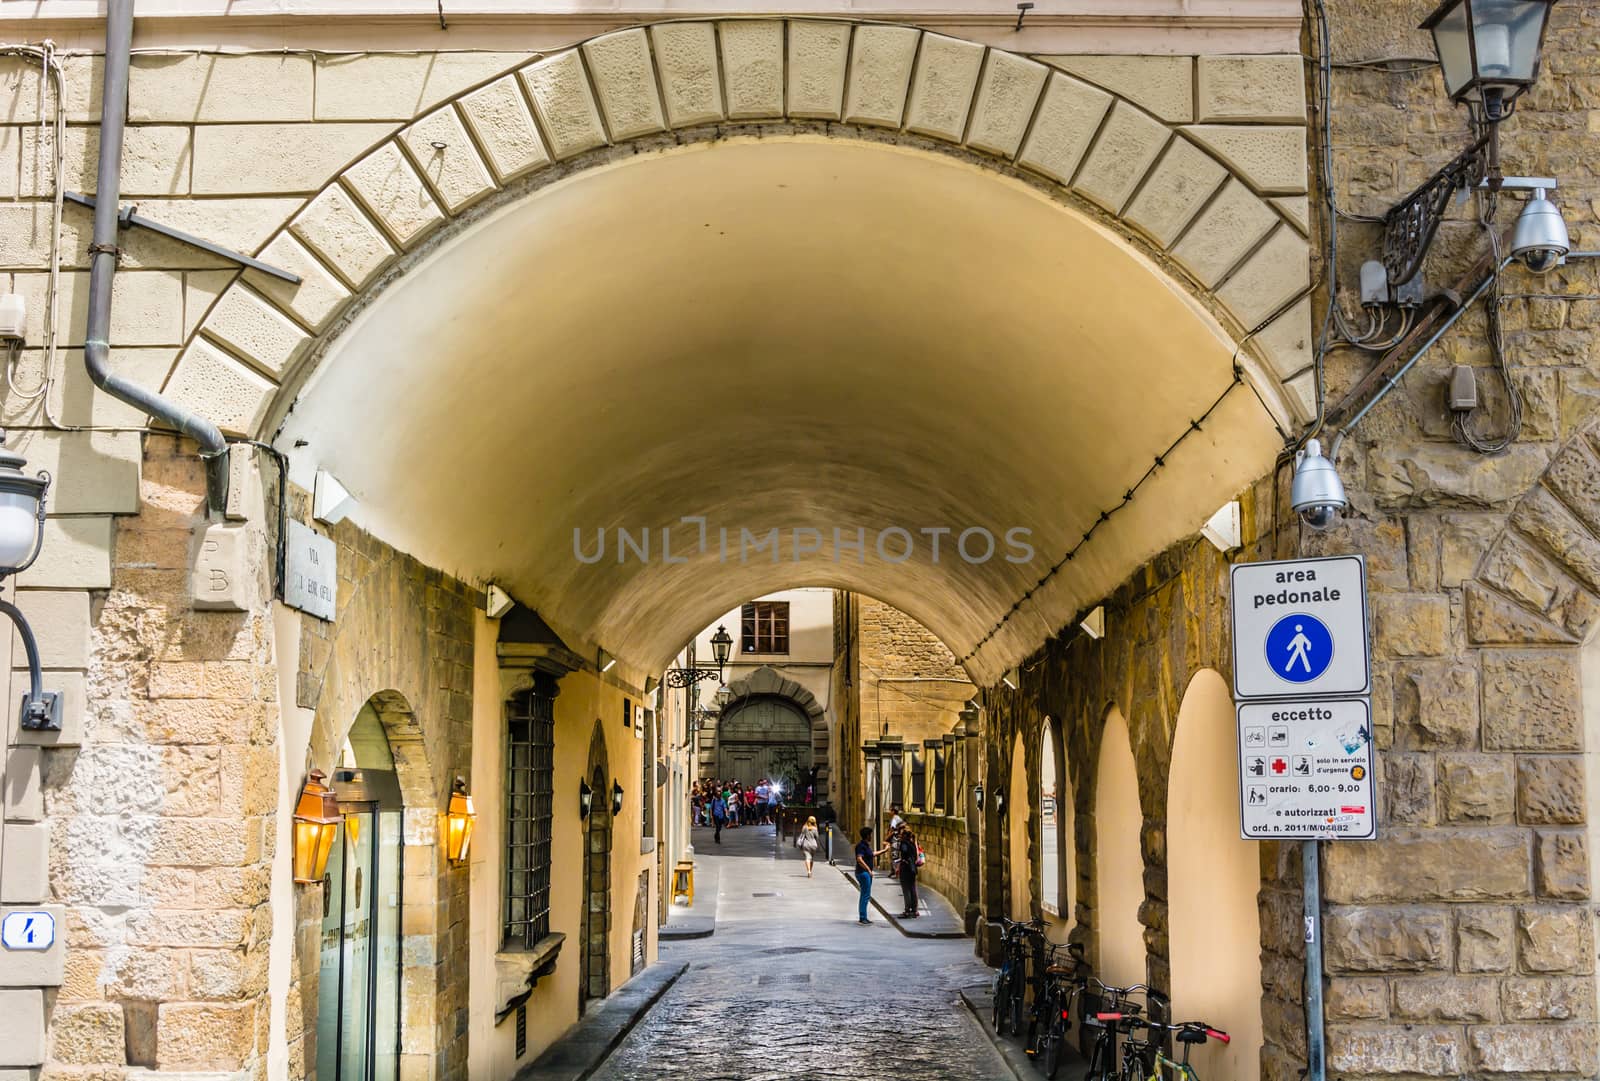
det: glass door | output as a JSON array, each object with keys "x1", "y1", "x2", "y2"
[{"x1": 315, "y1": 801, "x2": 402, "y2": 1081}]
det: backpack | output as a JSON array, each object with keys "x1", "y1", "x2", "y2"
[{"x1": 916, "y1": 845, "x2": 927, "y2": 868}]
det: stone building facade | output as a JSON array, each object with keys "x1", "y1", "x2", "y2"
[{"x1": 0, "y1": 2, "x2": 1597, "y2": 1079}]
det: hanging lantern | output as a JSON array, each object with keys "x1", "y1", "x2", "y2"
[
  {"x1": 292, "y1": 769, "x2": 341, "y2": 885},
  {"x1": 446, "y1": 777, "x2": 476, "y2": 865}
]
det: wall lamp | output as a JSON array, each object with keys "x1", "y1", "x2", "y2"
[
  {"x1": 0, "y1": 433, "x2": 60, "y2": 732},
  {"x1": 973, "y1": 783, "x2": 985, "y2": 811},
  {"x1": 611, "y1": 780, "x2": 624, "y2": 817},
  {"x1": 664, "y1": 624, "x2": 732, "y2": 688},
  {"x1": 445, "y1": 777, "x2": 476, "y2": 865},
  {"x1": 579, "y1": 780, "x2": 594, "y2": 819},
  {"x1": 1381, "y1": 0, "x2": 1559, "y2": 288},
  {"x1": 292, "y1": 769, "x2": 341, "y2": 884}
]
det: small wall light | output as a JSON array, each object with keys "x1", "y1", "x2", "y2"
[
  {"x1": 1001, "y1": 668, "x2": 1019, "y2": 692},
  {"x1": 611, "y1": 780, "x2": 624, "y2": 817},
  {"x1": 445, "y1": 777, "x2": 476, "y2": 865},
  {"x1": 973, "y1": 783, "x2": 985, "y2": 811},
  {"x1": 579, "y1": 780, "x2": 594, "y2": 818},
  {"x1": 597, "y1": 647, "x2": 617, "y2": 673},
  {"x1": 1080, "y1": 605, "x2": 1107, "y2": 640},
  {"x1": 292, "y1": 769, "x2": 341, "y2": 884},
  {"x1": 995, "y1": 791, "x2": 1006, "y2": 815}
]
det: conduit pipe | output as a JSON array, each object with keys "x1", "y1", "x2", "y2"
[{"x1": 85, "y1": 0, "x2": 230, "y2": 512}]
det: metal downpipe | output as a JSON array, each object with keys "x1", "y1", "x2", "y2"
[{"x1": 84, "y1": 0, "x2": 230, "y2": 512}]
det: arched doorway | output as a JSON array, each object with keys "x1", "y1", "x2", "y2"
[
  {"x1": 1169, "y1": 671, "x2": 1263, "y2": 1080},
  {"x1": 1040, "y1": 717, "x2": 1075, "y2": 931},
  {"x1": 580, "y1": 726, "x2": 613, "y2": 1011},
  {"x1": 715, "y1": 696, "x2": 813, "y2": 792},
  {"x1": 1094, "y1": 708, "x2": 1145, "y2": 988},
  {"x1": 316, "y1": 702, "x2": 404, "y2": 1081}
]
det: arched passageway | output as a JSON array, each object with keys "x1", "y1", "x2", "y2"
[
  {"x1": 1008, "y1": 734, "x2": 1030, "y2": 921},
  {"x1": 1169, "y1": 671, "x2": 1264, "y2": 1080},
  {"x1": 1094, "y1": 708, "x2": 1145, "y2": 988},
  {"x1": 1040, "y1": 717, "x2": 1075, "y2": 934}
]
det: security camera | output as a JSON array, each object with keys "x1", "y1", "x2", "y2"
[
  {"x1": 1512, "y1": 188, "x2": 1569, "y2": 273},
  {"x1": 1290, "y1": 438, "x2": 1347, "y2": 530}
]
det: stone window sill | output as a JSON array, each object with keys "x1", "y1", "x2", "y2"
[{"x1": 495, "y1": 932, "x2": 565, "y2": 1022}]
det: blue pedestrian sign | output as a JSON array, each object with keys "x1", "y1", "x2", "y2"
[
  {"x1": 1265, "y1": 614, "x2": 1333, "y2": 684},
  {"x1": 1230, "y1": 556, "x2": 1369, "y2": 699}
]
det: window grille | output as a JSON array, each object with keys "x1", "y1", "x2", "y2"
[{"x1": 504, "y1": 682, "x2": 555, "y2": 951}]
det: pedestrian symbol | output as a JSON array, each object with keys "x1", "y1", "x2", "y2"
[{"x1": 1265, "y1": 613, "x2": 1333, "y2": 684}]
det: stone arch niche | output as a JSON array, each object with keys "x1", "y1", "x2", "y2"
[
  {"x1": 1094, "y1": 706, "x2": 1145, "y2": 988},
  {"x1": 1007, "y1": 732, "x2": 1031, "y2": 921},
  {"x1": 1041, "y1": 715, "x2": 1075, "y2": 933},
  {"x1": 154, "y1": 17, "x2": 1313, "y2": 687},
  {"x1": 1167, "y1": 669, "x2": 1262, "y2": 1081}
]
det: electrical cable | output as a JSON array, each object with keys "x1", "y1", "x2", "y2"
[
  {"x1": 1, "y1": 43, "x2": 64, "y2": 406},
  {"x1": 1451, "y1": 195, "x2": 1522, "y2": 453}
]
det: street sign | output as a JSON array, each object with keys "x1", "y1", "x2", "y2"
[
  {"x1": 1, "y1": 909, "x2": 55, "y2": 951},
  {"x1": 1231, "y1": 555, "x2": 1369, "y2": 699},
  {"x1": 1238, "y1": 698, "x2": 1375, "y2": 840},
  {"x1": 285, "y1": 519, "x2": 337, "y2": 621}
]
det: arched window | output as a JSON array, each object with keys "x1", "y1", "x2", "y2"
[{"x1": 1040, "y1": 717, "x2": 1074, "y2": 920}]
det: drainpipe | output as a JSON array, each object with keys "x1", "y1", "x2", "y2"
[{"x1": 85, "y1": 0, "x2": 230, "y2": 513}]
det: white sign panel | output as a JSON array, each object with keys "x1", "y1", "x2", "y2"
[
  {"x1": 1, "y1": 909, "x2": 55, "y2": 951},
  {"x1": 1238, "y1": 698, "x2": 1375, "y2": 840},
  {"x1": 1230, "y1": 555, "x2": 1369, "y2": 699},
  {"x1": 285, "y1": 519, "x2": 337, "y2": 622}
]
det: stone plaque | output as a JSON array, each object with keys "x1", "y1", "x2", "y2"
[{"x1": 285, "y1": 520, "x2": 337, "y2": 621}]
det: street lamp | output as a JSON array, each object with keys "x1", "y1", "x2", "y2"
[
  {"x1": 445, "y1": 777, "x2": 476, "y2": 865},
  {"x1": 0, "y1": 432, "x2": 59, "y2": 731},
  {"x1": 1423, "y1": 0, "x2": 1557, "y2": 120},
  {"x1": 664, "y1": 624, "x2": 733, "y2": 688},
  {"x1": 292, "y1": 769, "x2": 341, "y2": 884}
]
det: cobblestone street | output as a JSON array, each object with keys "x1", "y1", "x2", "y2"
[{"x1": 592, "y1": 824, "x2": 1011, "y2": 1081}]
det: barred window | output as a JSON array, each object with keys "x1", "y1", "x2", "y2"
[
  {"x1": 504, "y1": 683, "x2": 555, "y2": 951},
  {"x1": 740, "y1": 601, "x2": 790, "y2": 654}
]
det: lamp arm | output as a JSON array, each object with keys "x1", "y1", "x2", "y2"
[{"x1": 0, "y1": 597, "x2": 46, "y2": 712}]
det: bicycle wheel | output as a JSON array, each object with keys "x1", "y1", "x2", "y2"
[
  {"x1": 1084, "y1": 1033, "x2": 1112, "y2": 1081},
  {"x1": 1040, "y1": 1012, "x2": 1067, "y2": 1079},
  {"x1": 993, "y1": 968, "x2": 1012, "y2": 1034},
  {"x1": 1008, "y1": 982, "x2": 1026, "y2": 1040}
]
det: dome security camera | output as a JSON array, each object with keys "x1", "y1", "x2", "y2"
[
  {"x1": 1512, "y1": 188, "x2": 1569, "y2": 273},
  {"x1": 1291, "y1": 438, "x2": 1347, "y2": 530}
]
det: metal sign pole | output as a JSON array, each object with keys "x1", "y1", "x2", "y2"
[{"x1": 1304, "y1": 839, "x2": 1327, "y2": 1081}]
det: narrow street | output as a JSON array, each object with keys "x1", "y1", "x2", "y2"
[{"x1": 592, "y1": 824, "x2": 1011, "y2": 1080}]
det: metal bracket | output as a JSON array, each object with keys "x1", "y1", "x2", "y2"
[
  {"x1": 1381, "y1": 135, "x2": 1490, "y2": 289},
  {"x1": 18, "y1": 690, "x2": 62, "y2": 732},
  {"x1": 65, "y1": 191, "x2": 301, "y2": 283}
]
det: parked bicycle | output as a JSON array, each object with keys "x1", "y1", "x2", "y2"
[
  {"x1": 1080, "y1": 980, "x2": 1151, "y2": 1081},
  {"x1": 1025, "y1": 940, "x2": 1089, "y2": 1079},
  {"x1": 1127, "y1": 1016, "x2": 1231, "y2": 1080},
  {"x1": 991, "y1": 916, "x2": 1045, "y2": 1038}
]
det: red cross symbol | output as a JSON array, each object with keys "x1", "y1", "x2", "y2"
[{"x1": 1270, "y1": 758, "x2": 1288, "y2": 775}]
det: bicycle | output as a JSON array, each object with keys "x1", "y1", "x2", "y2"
[
  {"x1": 1025, "y1": 941, "x2": 1088, "y2": 1079},
  {"x1": 991, "y1": 916, "x2": 1044, "y2": 1037},
  {"x1": 1130, "y1": 1017, "x2": 1231, "y2": 1080},
  {"x1": 1080, "y1": 980, "x2": 1148, "y2": 1080}
]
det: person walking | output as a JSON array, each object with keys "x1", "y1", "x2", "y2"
[
  {"x1": 896, "y1": 824, "x2": 921, "y2": 918},
  {"x1": 710, "y1": 789, "x2": 727, "y2": 844},
  {"x1": 794, "y1": 815, "x2": 821, "y2": 877},
  {"x1": 854, "y1": 827, "x2": 889, "y2": 924}
]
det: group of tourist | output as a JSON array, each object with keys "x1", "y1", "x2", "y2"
[
  {"x1": 691, "y1": 777, "x2": 784, "y2": 842},
  {"x1": 855, "y1": 803, "x2": 921, "y2": 923}
]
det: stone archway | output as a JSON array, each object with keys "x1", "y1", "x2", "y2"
[
  {"x1": 707, "y1": 667, "x2": 826, "y2": 793},
  {"x1": 580, "y1": 721, "x2": 613, "y2": 1010},
  {"x1": 1094, "y1": 706, "x2": 1145, "y2": 989},
  {"x1": 149, "y1": 17, "x2": 1313, "y2": 687}
]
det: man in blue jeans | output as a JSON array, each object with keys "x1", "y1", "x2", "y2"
[{"x1": 854, "y1": 827, "x2": 888, "y2": 924}]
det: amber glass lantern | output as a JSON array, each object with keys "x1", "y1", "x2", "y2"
[
  {"x1": 292, "y1": 769, "x2": 341, "y2": 884},
  {"x1": 445, "y1": 777, "x2": 476, "y2": 865}
]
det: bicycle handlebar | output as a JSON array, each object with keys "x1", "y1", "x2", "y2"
[{"x1": 1132, "y1": 1016, "x2": 1233, "y2": 1045}]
